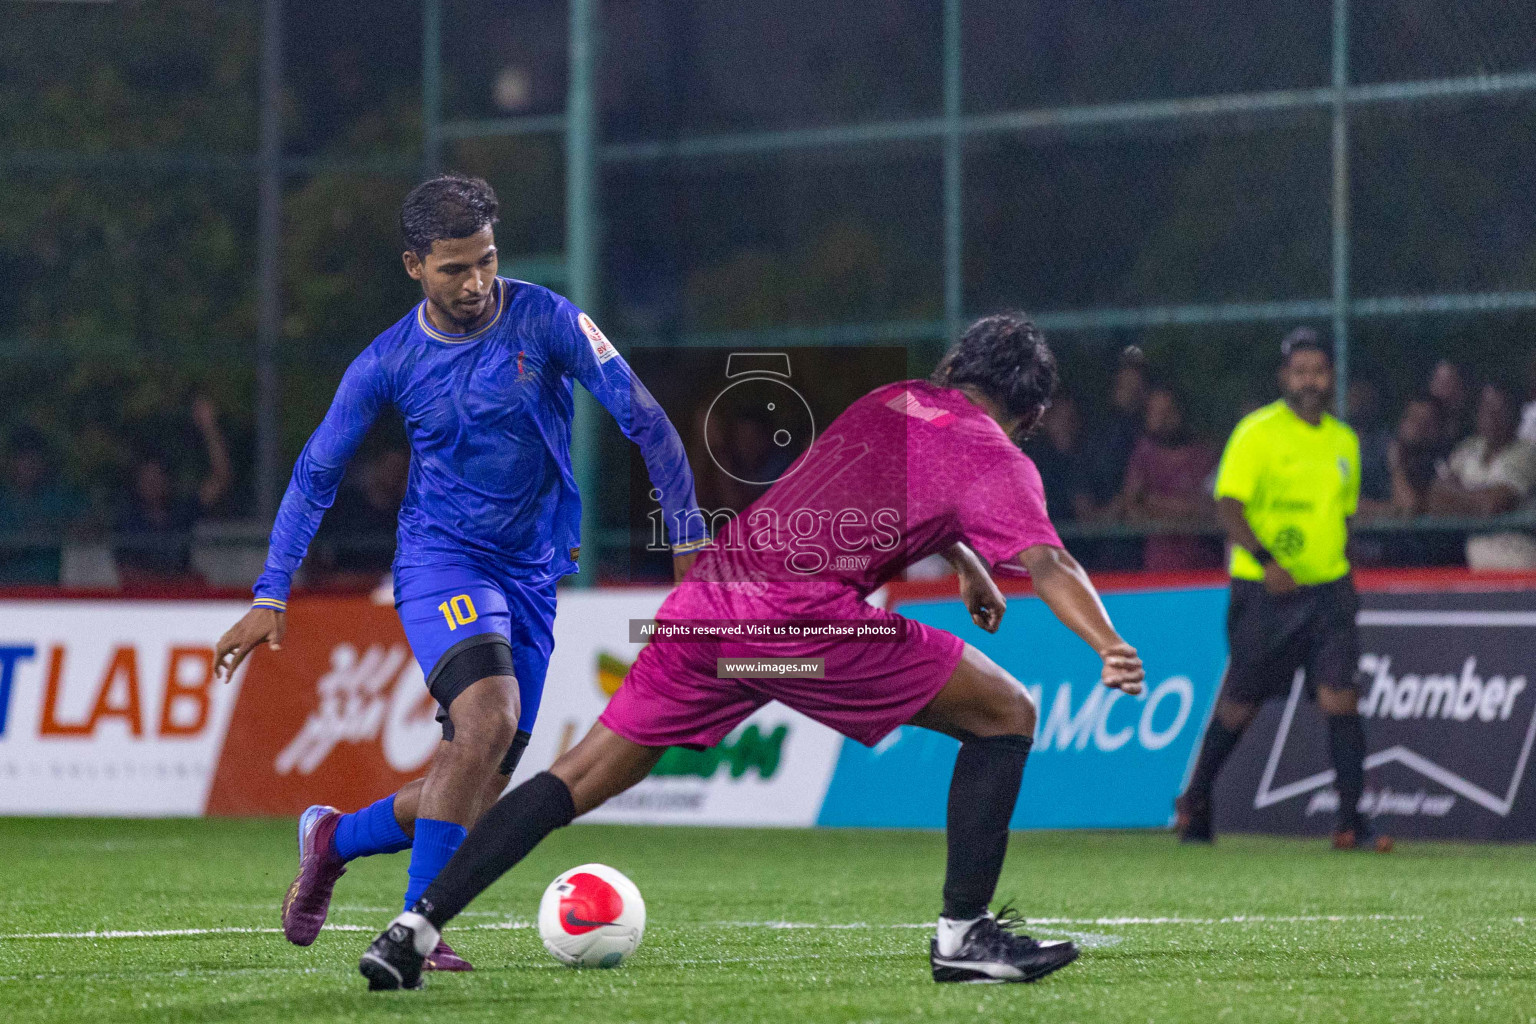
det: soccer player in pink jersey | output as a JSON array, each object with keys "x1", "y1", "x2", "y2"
[{"x1": 360, "y1": 313, "x2": 1146, "y2": 989}]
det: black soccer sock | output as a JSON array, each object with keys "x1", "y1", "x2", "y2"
[
  {"x1": 1326, "y1": 713, "x2": 1367, "y2": 830},
  {"x1": 1184, "y1": 718, "x2": 1245, "y2": 801},
  {"x1": 942, "y1": 733, "x2": 1031, "y2": 921},
  {"x1": 413, "y1": 771, "x2": 576, "y2": 930}
]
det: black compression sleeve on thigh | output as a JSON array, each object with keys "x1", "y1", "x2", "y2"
[
  {"x1": 413, "y1": 771, "x2": 576, "y2": 930},
  {"x1": 943, "y1": 733, "x2": 1031, "y2": 921},
  {"x1": 1185, "y1": 717, "x2": 1245, "y2": 799},
  {"x1": 426, "y1": 634, "x2": 516, "y2": 712},
  {"x1": 498, "y1": 729, "x2": 532, "y2": 777},
  {"x1": 1326, "y1": 714, "x2": 1367, "y2": 830}
]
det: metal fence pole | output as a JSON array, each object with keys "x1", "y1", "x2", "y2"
[
  {"x1": 567, "y1": 0, "x2": 601, "y2": 585},
  {"x1": 422, "y1": 0, "x2": 443, "y2": 175},
  {"x1": 942, "y1": 0, "x2": 963, "y2": 353},
  {"x1": 255, "y1": 0, "x2": 283, "y2": 520},
  {"x1": 1331, "y1": 0, "x2": 1351, "y2": 417}
]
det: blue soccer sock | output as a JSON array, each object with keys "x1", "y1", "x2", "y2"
[
  {"x1": 404, "y1": 818, "x2": 468, "y2": 912},
  {"x1": 331, "y1": 795, "x2": 412, "y2": 862}
]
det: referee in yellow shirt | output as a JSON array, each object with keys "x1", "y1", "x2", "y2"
[{"x1": 1175, "y1": 329, "x2": 1389, "y2": 851}]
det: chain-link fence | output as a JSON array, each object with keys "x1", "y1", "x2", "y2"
[{"x1": 2, "y1": 0, "x2": 1534, "y2": 588}]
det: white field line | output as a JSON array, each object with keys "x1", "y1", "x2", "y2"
[
  {"x1": 729, "y1": 913, "x2": 1426, "y2": 929},
  {"x1": 0, "y1": 921, "x2": 534, "y2": 941},
  {"x1": 2, "y1": 925, "x2": 355, "y2": 940},
  {"x1": 1030, "y1": 914, "x2": 1425, "y2": 926},
  {"x1": 0, "y1": 912, "x2": 1465, "y2": 942},
  {"x1": 0, "y1": 967, "x2": 334, "y2": 984},
  {"x1": 218, "y1": 903, "x2": 513, "y2": 917}
]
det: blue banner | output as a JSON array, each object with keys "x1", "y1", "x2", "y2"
[{"x1": 816, "y1": 586, "x2": 1229, "y2": 829}]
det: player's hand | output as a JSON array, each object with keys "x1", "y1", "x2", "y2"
[
  {"x1": 1099, "y1": 641, "x2": 1144, "y2": 695},
  {"x1": 672, "y1": 551, "x2": 699, "y2": 583},
  {"x1": 214, "y1": 607, "x2": 286, "y2": 682},
  {"x1": 1262, "y1": 561, "x2": 1298, "y2": 596},
  {"x1": 958, "y1": 567, "x2": 1006, "y2": 633}
]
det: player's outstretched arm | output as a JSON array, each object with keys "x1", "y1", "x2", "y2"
[
  {"x1": 1016, "y1": 544, "x2": 1143, "y2": 694},
  {"x1": 942, "y1": 541, "x2": 1005, "y2": 633},
  {"x1": 220, "y1": 349, "x2": 384, "y2": 680},
  {"x1": 249, "y1": 349, "x2": 386, "y2": 611},
  {"x1": 672, "y1": 550, "x2": 699, "y2": 583},
  {"x1": 556, "y1": 303, "x2": 710, "y2": 562},
  {"x1": 215, "y1": 607, "x2": 286, "y2": 681}
]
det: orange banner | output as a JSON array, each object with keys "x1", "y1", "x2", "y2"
[{"x1": 205, "y1": 597, "x2": 442, "y2": 816}]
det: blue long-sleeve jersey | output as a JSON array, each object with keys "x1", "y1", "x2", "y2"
[{"x1": 252, "y1": 278, "x2": 707, "y2": 606}]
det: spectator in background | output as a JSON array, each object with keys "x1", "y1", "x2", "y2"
[
  {"x1": 688, "y1": 402, "x2": 796, "y2": 518},
  {"x1": 1428, "y1": 359, "x2": 1473, "y2": 452},
  {"x1": 113, "y1": 396, "x2": 233, "y2": 584},
  {"x1": 1356, "y1": 395, "x2": 1460, "y2": 566},
  {"x1": 1388, "y1": 396, "x2": 1447, "y2": 517},
  {"x1": 310, "y1": 447, "x2": 410, "y2": 588},
  {"x1": 1354, "y1": 395, "x2": 1444, "y2": 517},
  {"x1": 1429, "y1": 383, "x2": 1536, "y2": 569},
  {"x1": 1111, "y1": 386, "x2": 1221, "y2": 570},
  {"x1": 0, "y1": 428, "x2": 86, "y2": 583},
  {"x1": 1085, "y1": 348, "x2": 1149, "y2": 504},
  {"x1": 1518, "y1": 350, "x2": 1536, "y2": 444},
  {"x1": 1348, "y1": 377, "x2": 1393, "y2": 514},
  {"x1": 1025, "y1": 392, "x2": 1091, "y2": 524},
  {"x1": 1081, "y1": 348, "x2": 1149, "y2": 569}
]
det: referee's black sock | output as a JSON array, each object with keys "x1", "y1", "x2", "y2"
[
  {"x1": 413, "y1": 771, "x2": 576, "y2": 930},
  {"x1": 942, "y1": 734, "x2": 1031, "y2": 921},
  {"x1": 1185, "y1": 718, "x2": 1245, "y2": 801},
  {"x1": 1326, "y1": 713, "x2": 1367, "y2": 830}
]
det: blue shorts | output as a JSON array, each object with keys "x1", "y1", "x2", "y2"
[{"x1": 394, "y1": 563, "x2": 558, "y2": 735}]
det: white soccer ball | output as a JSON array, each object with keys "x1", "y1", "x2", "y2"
[{"x1": 538, "y1": 863, "x2": 646, "y2": 968}]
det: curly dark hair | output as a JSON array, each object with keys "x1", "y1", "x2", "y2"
[
  {"x1": 400, "y1": 174, "x2": 500, "y2": 257},
  {"x1": 932, "y1": 312, "x2": 1059, "y2": 423}
]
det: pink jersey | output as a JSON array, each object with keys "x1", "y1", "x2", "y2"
[
  {"x1": 666, "y1": 380, "x2": 1061, "y2": 622},
  {"x1": 611, "y1": 380, "x2": 1060, "y2": 749}
]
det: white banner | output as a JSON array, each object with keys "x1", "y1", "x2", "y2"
[
  {"x1": 513, "y1": 589, "x2": 845, "y2": 827},
  {"x1": 0, "y1": 601, "x2": 250, "y2": 815}
]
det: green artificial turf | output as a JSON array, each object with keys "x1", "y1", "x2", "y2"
[{"x1": 2, "y1": 818, "x2": 1534, "y2": 1023}]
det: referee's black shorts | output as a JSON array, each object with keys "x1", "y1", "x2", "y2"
[{"x1": 1221, "y1": 575, "x2": 1360, "y2": 704}]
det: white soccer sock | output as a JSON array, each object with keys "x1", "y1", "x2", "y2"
[
  {"x1": 391, "y1": 911, "x2": 440, "y2": 957},
  {"x1": 935, "y1": 914, "x2": 986, "y2": 957}
]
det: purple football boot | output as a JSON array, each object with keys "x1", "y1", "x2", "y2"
[
  {"x1": 282, "y1": 804, "x2": 346, "y2": 946},
  {"x1": 424, "y1": 939, "x2": 474, "y2": 972}
]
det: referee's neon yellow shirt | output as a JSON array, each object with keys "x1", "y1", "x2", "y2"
[{"x1": 1214, "y1": 400, "x2": 1360, "y2": 585}]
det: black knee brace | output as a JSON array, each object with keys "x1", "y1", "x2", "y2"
[{"x1": 426, "y1": 633, "x2": 517, "y2": 743}]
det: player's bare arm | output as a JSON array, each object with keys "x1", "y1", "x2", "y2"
[
  {"x1": 1016, "y1": 544, "x2": 1143, "y2": 694},
  {"x1": 215, "y1": 607, "x2": 287, "y2": 681},
  {"x1": 672, "y1": 550, "x2": 699, "y2": 583},
  {"x1": 941, "y1": 541, "x2": 1005, "y2": 633},
  {"x1": 1216, "y1": 495, "x2": 1296, "y2": 595}
]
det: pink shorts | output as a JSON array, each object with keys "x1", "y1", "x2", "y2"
[{"x1": 599, "y1": 599, "x2": 964, "y2": 749}]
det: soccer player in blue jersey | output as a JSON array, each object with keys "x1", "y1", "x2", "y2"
[{"x1": 213, "y1": 174, "x2": 707, "y2": 971}]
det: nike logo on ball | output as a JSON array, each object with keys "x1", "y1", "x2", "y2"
[{"x1": 565, "y1": 909, "x2": 616, "y2": 929}]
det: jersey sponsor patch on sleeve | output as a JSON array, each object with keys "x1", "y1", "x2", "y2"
[{"x1": 578, "y1": 313, "x2": 618, "y2": 364}]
